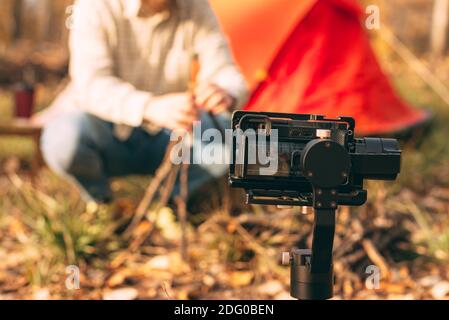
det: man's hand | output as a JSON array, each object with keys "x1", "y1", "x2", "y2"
[
  {"x1": 194, "y1": 83, "x2": 236, "y2": 114},
  {"x1": 144, "y1": 93, "x2": 198, "y2": 131}
]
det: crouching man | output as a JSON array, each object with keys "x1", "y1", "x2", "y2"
[{"x1": 40, "y1": 0, "x2": 248, "y2": 203}]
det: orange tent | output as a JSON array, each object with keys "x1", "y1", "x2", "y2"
[
  {"x1": 210, "y1": 0, "x2": 430, "y2": 135},
  {"x1": 210, "y1": 0, "x2": 317, "y2": 89}
]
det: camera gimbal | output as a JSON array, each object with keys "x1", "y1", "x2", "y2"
[{"x1": 229, "y1": 111, "x2": 401, "y2": 300}]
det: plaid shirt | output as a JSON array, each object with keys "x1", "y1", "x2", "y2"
[{"x1": 57, "y1": 0, "x2": 248, "y2": 138}]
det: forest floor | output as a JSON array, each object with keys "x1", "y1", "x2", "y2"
[{"x1": 1, "y1": 56, "x2": 449, "y2": 300}]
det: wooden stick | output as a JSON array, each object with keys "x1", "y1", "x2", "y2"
[
  {"x1": 124, "y1": 140, "x2": 177, "y2": 237},
  {"x1": 127, "y1": 54, "x2": 201, "y2": 253},
  {"x1": 127, "y1": 165, "x2": 181, "y2": 251},
  {"x1": 190, "y1": 53, "x2": 226, "y2": 137},
  {"x1": 362, "y1": 239, "x2": 391, "y2": 279},
  {"x1": 175, "y1": 163, "x2": 189, "y2": 261},
  {"x1": 174, "y1": 54, "x2": 201, "y2": 260},
  {"x1": 189, "y1": 54, "x2": 200, "y2": 89}
]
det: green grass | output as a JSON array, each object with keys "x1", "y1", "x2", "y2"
[
  {"x1": 1, "y1": 55, "x2": 449, "y2": 295},
  {"x1": 387, "y1": 70, "x2": 449, "y2": 261}
]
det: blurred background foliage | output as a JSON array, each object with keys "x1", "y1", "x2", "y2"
[{"x1": 1, "y1": 0, "x2": 449, "y2": 300}]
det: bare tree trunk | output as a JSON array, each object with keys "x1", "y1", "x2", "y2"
[
  {"x1": 431, "y1": 0, "x2": 449, "y2": 58},
  {"x1": 0, "y1": 1, "x2": 11, "y2": 49},
  {"x1": 35, "y1": 0, "x2": 51, "y2": 42},
  {"x1": 13, "y1": 0, "x2": 23, "y2": 40}
]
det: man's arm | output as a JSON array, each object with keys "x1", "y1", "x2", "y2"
[
  {"x1": 70, "y1": 0, "x2": 152, "y2": 127},
  {"x1": 193, "y1": 0, "x2": 249, "y2": 111}
]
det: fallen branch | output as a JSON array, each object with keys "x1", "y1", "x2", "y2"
[
  {"x1": 362, "y1": 239, "x2": 391, "y2": 279},
  {"x1": 124, "y1": 141, "x2": 177, "y2": 237}
]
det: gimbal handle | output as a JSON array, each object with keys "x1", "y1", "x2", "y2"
[
  {"x1": 310, "y1": 208, "x2": 336, "y2": 274},
  {"x1": 290, "y1": 206, "x2": 336, "y2": 300},
  {"x1": 289, "y1": 138, "x2": 350, "y2": 300}
]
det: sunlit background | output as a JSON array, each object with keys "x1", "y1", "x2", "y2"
[{"x1": 0, "y1": 0, "x2": 449, "y2": 300}]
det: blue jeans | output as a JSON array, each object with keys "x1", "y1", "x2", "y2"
[{"x1": 41, "y1": 110, "x2": 230, "y2": 203}]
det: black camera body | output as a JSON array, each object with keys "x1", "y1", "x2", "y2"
[
  {"x1": 229, "y1": 111, "x2": 402, "y2": 300},
  {"x1": 230, "y1": 111, "x2": 401, "y2": 208}
]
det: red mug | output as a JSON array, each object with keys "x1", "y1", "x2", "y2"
[{"x1": 13, "y1": 83, "x2": 35, "y2": 119}]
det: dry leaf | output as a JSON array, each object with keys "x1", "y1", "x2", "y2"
[
  {"x1": 33, "y1": 288, "x2": 50, "y2": 300},
  {"x1": 431, "y1": 282, "x2": 449, "y2": 299},
  {"x1": 155, "y1": 207, "x2": 181, "y2": 241},
  {"x1": 176, "y1": 290, "x2": 189, "y2": 300},
  {"x1": 144, "y1": 287, "x2": 158, "y2": 299},
  {"x1": 274, "y1": 291, "x2": 295, "y2": 300},
  {"x1": 109, "y1": 251, "x2": 133, "y2": 269},
  {"x1": 114, "y1": 198, "x2": 136, "y2": 218},
  {"x1": 418, "y1": 275, "x2": 441, "y2": 287},
  {"x1": 107, "y1": 268, "x2": 133, "y2": 287},
  {"x1": 147, "y1": 255, "x2": 170, "y2": 270},
  {"x1": 387, "y1": 294, "x2": 415, "y2": 300},
  {"x1": 131, "y1": 220, "x2": 153, "y2": 240},
  {"x1": 226, "y1": 220, "x2": 237, "y2": 233},
  {"x1": 9, "y1": 217, "x2": 28, "y2": 242},
  {"x1": 103, "y1": 287, "x2": 138, "y2": 300},
  {"x1": 228, "y1": 271, "x2": 254, "y2": 288},
  {"x1": 145, "y1": 253, "x2": 190, "y2": 275},
  {"x1": 202, "y1": 275, "x2": 215, "y2": 287},
  {"x1": 257, "y1": 280, "x2": 284, "y2": 296},
  {"x1": 343, "y1": 279, "x2": 354, "y2": 297},
  {"x1": 383, "y1": 283, "x2": 406, "y2": 294}
]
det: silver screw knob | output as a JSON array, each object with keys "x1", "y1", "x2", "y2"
[
  {"x1": 316, "y1": 129, "x2": 331, "y2": 139},
  {"x1": 281, "y1": 252, "x2": 291, "y2": 265},
  {"x1": 300, "y1": 206, "x2": 314, "y2": 215}
]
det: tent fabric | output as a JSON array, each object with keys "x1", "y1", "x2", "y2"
[
  {"x1": 210, "y1": 0, "x2": 317, "y2": 89},
  {"x1": 211, "y1": 0, "x2": 429, "y2": 136}
]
